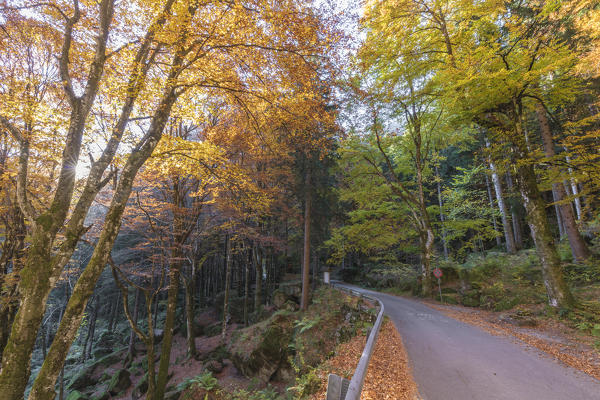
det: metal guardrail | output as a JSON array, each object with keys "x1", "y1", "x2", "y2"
[{"x1": 327, "y1": 283, "x2": 385, "y2": 400}]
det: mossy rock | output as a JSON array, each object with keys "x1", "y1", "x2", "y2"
[
  {"x1": 108, "y1": 369, "x2": 131, "y2": 395},
  {"x1": 132, "y1": 374, "x2": 148, "y2": 400},
  {"x1": 229, "y1": 311, "x2": 294, "y2": 383},
  {"x1": 89, "y1": 386, "x2": 110, "y2": 400},
  {"x1": 278, "y1": 281, "x2": 302, "y2": 297},
  {"x1": 92, "y1": 349, "x2": 125, "y2": 370},
  {"x1": 164, "y1": 389, "x2": 182, "y2": 400},
  {"x1": 90, "y1": 393, "x2": 109, "y2": 400},
  {"x1": 66, "y1": 391, "x2": 89, "y2": 400},
  {"x1": 67, "y1": 368, "x2": 98, "y2": 391},
  {"x1": 202, "y1": 345, "x2": 230, "y2": 363},
  {"x1": 272, "y1": 289, "x2": 289, "y2": 309},
  {"x1": 99, "y1": 372, "x2": 111, "y2": 383}
]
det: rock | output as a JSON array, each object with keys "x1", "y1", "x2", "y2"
[
  {"x1": 89, "y1": 388, "x2": 110, "y2": 400},
  {"x1": 67, "y1": 368, "x2": 98, "y2": 391},
  {"x1": 164, "y1": 390, "x2": 182, "y2": 400},
  {"x1": 229, "y1": 311, "x2": 294, "y2": 383},
  {"x1": 132, "y1": 374, "x2": 148, "y2": 400},
  {"x1": 283, "y1": 300, "x2": 298, "y2": 311},
  {"x1": 92, "y1": 350, "x2": 124, "y2": 371},
  {"x1": 272, "y1": 290, "x2": 289, "y2": 309},
  {"x1": 107, "y1": 369, "x2": 131, "y2": 395},
  {"x1": 205, "y1": 359, "x2": 224, "y2": 374},
  {"x1": 278, "y1": 281, "x2": 302, "y2": 298},
  {"x1": 66, "y1": 391, "x2": 89, "y2": 400}
]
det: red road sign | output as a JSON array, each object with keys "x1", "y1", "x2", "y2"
[{"x1": 433, "y1": 268, "x2": 443, "y2": 279}]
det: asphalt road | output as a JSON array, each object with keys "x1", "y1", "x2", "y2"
[{"x1": 338, "y1": 284, "x2": 600, "y2": 400}]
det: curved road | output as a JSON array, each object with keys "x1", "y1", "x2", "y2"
[{"x1": 338, "y1": 284, "x2": 600, "y2": 400}]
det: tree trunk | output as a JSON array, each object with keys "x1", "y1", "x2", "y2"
[
  {"x1": 243, "y1": 249, "x2": 249, "y2": 326},
  {"x1": 301, "y1": 169, "x2": 311, "y2": 311},
  {"x1": 312, "y1": 252, "x2": 318, "y2": 290},
  {"x1": 58, "y1": 367, "x2": 64, "y2": 400},
  {"x1": 0, "y1": 200, "x2": 25, "y2": 363},
  {"x1": 536, "y1": 104, "x2": 591, "y2": 262},
  {"x1": 505, "y1": 172, "x2": 524, "y2": 249},
  {"x1": 155, "y1": 260, "x2": 181, "y2": 400},
  {"x1": 436, "y1": 167, "x2": 450, "y2": 258},
  {"x1": 487, "y1": 145, "x2": 517, "y2": 254},
  {"x1": 511, "y1": 115, "x2": 575, "y2": 308},
  {"x1": 222, "y1": 235, "x2": 232, "y2": 340},
  {"x1": 420, "y1": 226, "x2": 434, "y2": 297},
  {"x1": 81, "y1": 296, "x2": 98, "y2": 363},
  {"x1": 564, "y1": 154, "x2": 583, "y2": 220},
  {"x1": 108, "y1": 294, "x2": 119, "y2": 332},
  {"x1": 125, "y1": 289, "x2": 140, "y2": 367},
  {"x1": 183, "y1": 273, "x2": 197, "y2": 358},
  {"x1": 485, "y1": 173, "x2": 503, "y2": 247},
  {"x1": 0, "y1": 237, "x2": 55, "y2": 399},
  {"x1": 552, "y1": 189, "x2": 566, "y2": 238},
  {"x1": 253, "y1": 244, "x2": 262, "y2": 311},
  {"x1": 86, "y1": 298, "x2": 98, "y2": 361}
]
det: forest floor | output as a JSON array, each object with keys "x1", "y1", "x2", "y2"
[
  {"x1": 310, "y1": 319, "x2": 419, "y2": 400},
  {"x1": 111, "y1": 313, "x2": 250, "y2": 400},
  {"x1": 423, "y1": 299, "x2": 600, "y2": 380}
]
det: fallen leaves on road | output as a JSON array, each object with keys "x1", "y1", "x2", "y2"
[
  {"x1": 426, "y1": 302, "x2": 600, "y2": 380},
  {"x1": 309, "y1": 319, "x2": 419, "y2": 400}
]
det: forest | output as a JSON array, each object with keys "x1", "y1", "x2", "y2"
[{"x1": 0, "y1": 0, "x2": 599, "y2": 399}]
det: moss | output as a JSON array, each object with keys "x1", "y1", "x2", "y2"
[
  {"x1": 66, "y1": 391, "x2": 89, "y2": 400},
  {"x1": 35, "y1": 213, "x2": 54, "y2": 231},
  {"x1": 107, "y1": 369, "x2": 131, "y2": 395}
]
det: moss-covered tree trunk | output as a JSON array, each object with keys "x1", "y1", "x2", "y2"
[
  {"x1": 511, "y1": 116, "x2": 575, "y2": 309},
  {"x1": 155, "y1": 259, "x2": 182, "y2": 400},
  {"x1": 27, "y1": 84, "x2": 182, "y2": 400},
  {"x1": 536, "y1": 103, "x2": 590, "y2": 262}
]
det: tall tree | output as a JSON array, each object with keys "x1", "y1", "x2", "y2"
[{"x1": 0, "y1": 0, "x2": 340, "y2": 398}]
